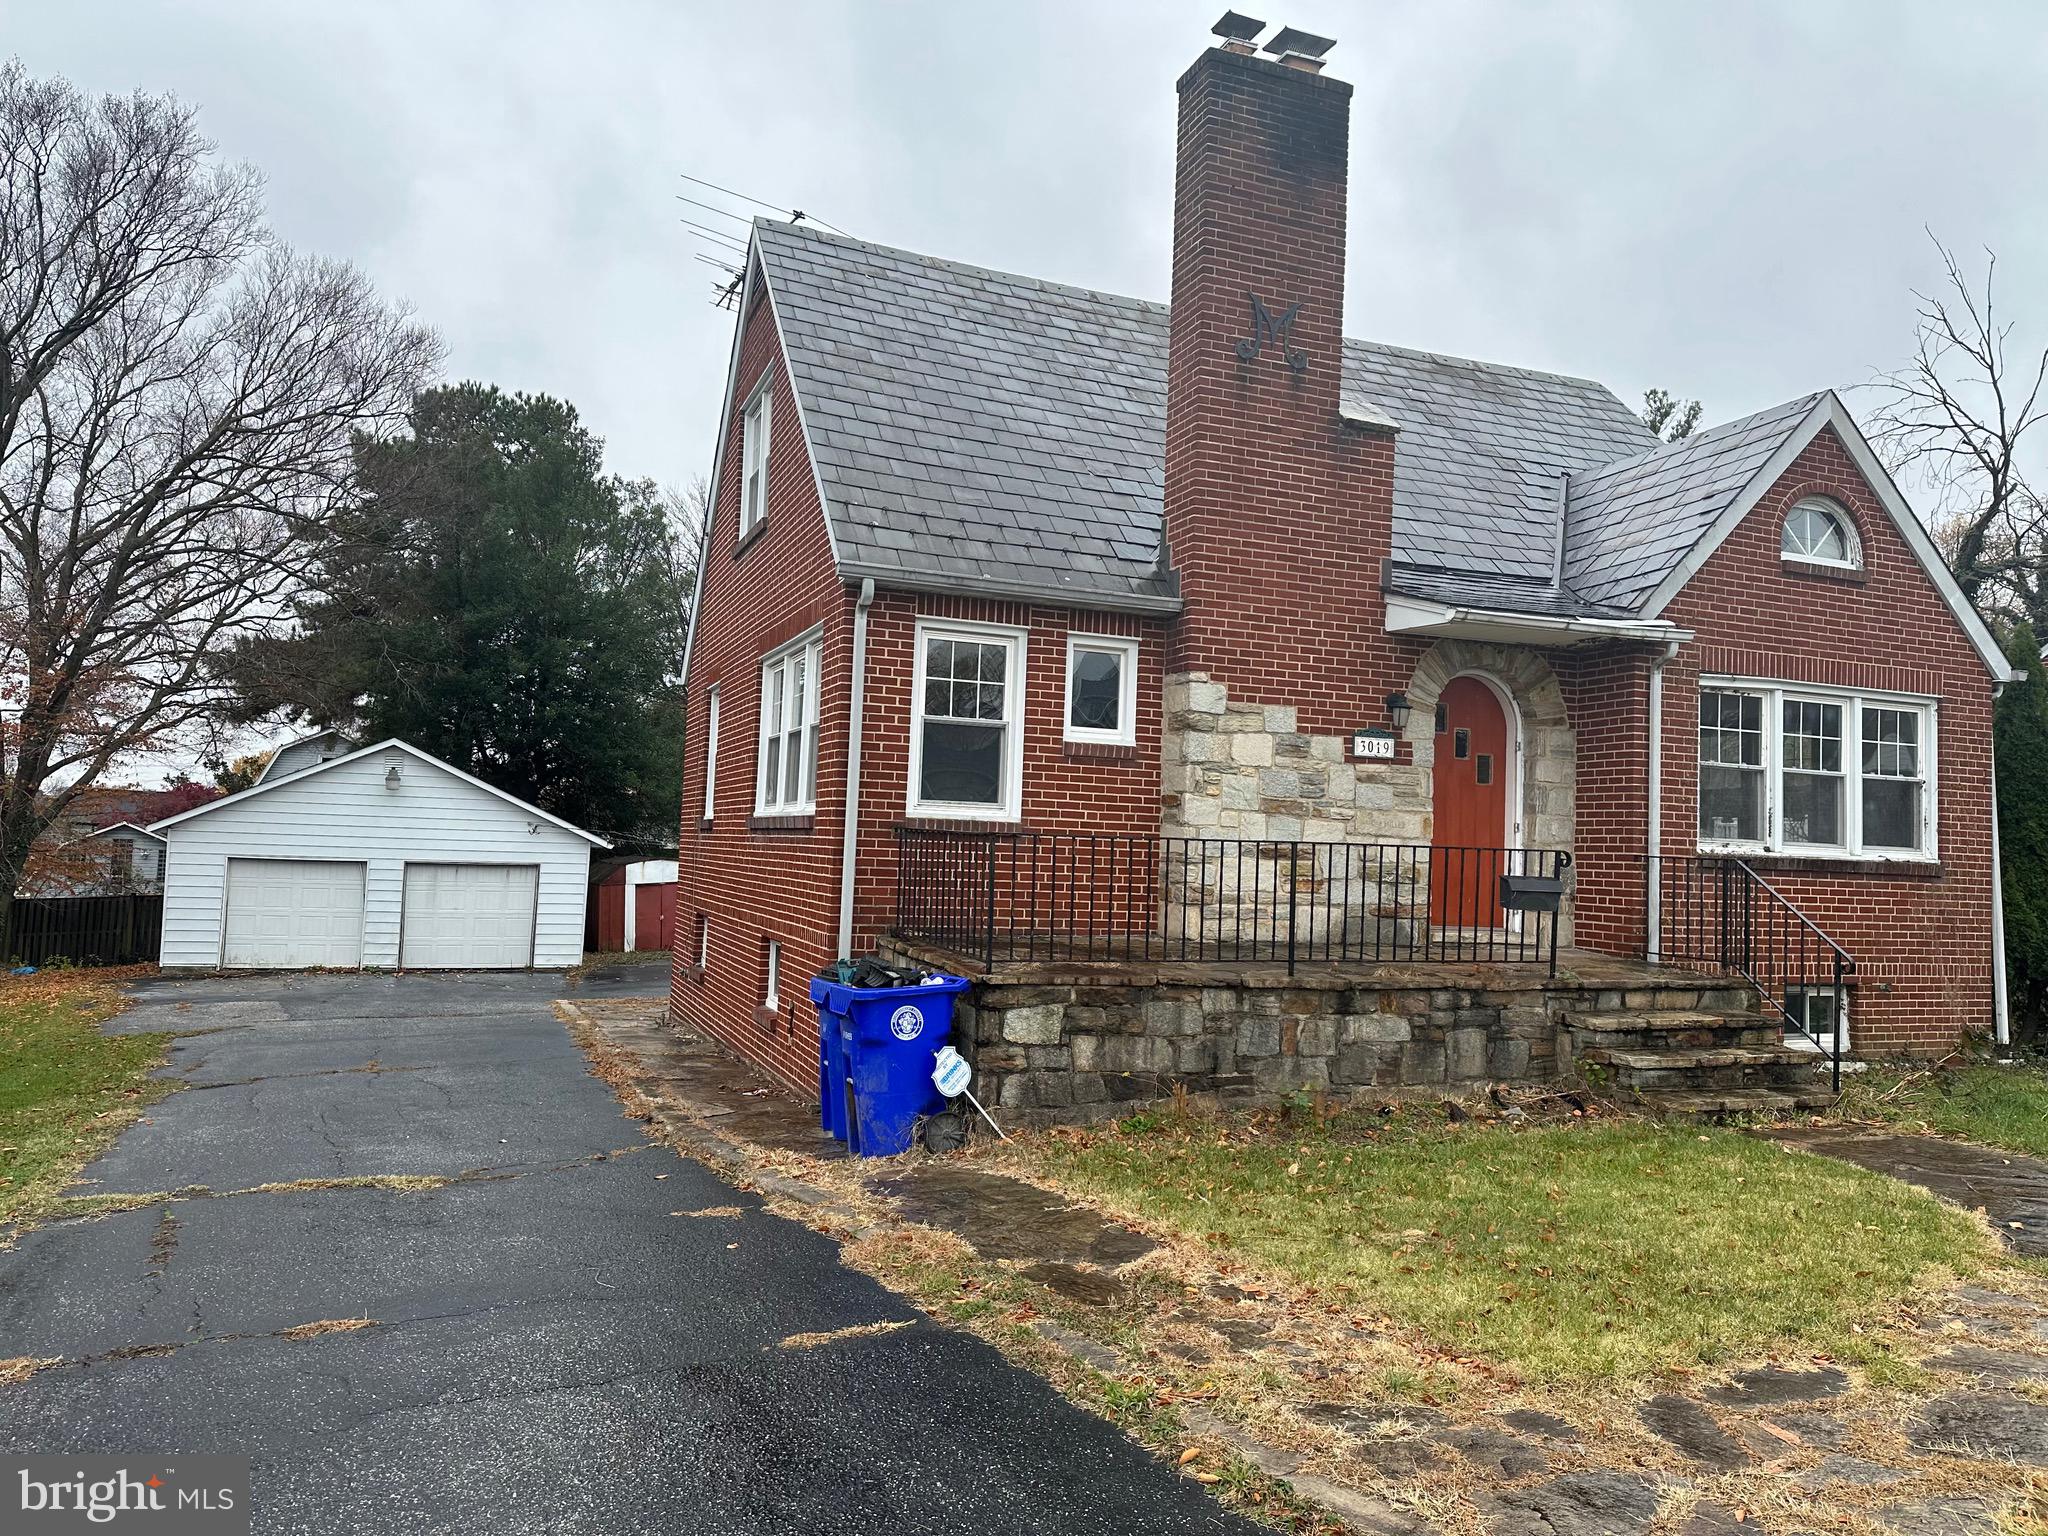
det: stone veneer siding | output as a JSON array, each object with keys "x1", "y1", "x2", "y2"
[{"x1": 1159, "y1": 638, "x2": 1579, "y2": 947}]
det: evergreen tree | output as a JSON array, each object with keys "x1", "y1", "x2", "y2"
[
  {"x1": 1996, "y1": 623, "x2": 2048, "y2": 1048},
  {"x1": 223, "y1": 385, "x2": 690, "y2": 845}
]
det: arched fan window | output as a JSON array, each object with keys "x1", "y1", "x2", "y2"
[{"x1": 1781, "y1": 497, "x2": 1860, "y2": 568}]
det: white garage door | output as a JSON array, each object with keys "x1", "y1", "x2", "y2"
[
  {"x1": 400, "y1": 864, "x2": 538, "y2": 969},
  {"x1": 222, "y1": 859, "x2": 366, "y2": 969}
]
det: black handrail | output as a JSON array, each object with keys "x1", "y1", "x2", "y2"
[
  {"x1": 1645, "y1": 855, "x2": 1853, "y2": 1091},
  {"x1": 893, "y1": 828, "x2": 1571, "y2": 977}
]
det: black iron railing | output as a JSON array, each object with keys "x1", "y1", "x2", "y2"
[
  {"x1": 1646, "y1": 856, "x2": 1853, "y2": 1089},
  {"x1": 893, "y1": 828, "x2": 1571, "y2": 976}
]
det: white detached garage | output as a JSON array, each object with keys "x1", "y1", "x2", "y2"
[{"x1": 151, "y1": 739, "x2": 608, "y2": 971}]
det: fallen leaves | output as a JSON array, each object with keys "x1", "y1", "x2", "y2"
[{"x1": 279, "y1": 1318, "x2": 375, "y2": 1341}]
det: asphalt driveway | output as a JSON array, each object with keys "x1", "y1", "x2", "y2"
[{"x1": 0, "y1": 971, "x2": 1258, "y2": 1535}]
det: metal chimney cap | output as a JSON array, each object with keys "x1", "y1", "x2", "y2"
[
  {"x1": 1211, "y1": 11, "x2": 1266, "y2": 42},
  {"x1": 1263, "y1": 25, "x2": 1336, "y2": 58}
]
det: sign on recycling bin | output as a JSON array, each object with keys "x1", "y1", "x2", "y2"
[{"x1": 932, "y1": 1045, "x2": 972, "y2": 1098}]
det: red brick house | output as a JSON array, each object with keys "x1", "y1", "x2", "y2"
[{"x1": 672, "y1": 20, "x2": 2018, "y2": 1112}]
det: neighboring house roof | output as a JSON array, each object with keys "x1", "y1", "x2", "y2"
[
  {"x1": 256, "y1": 727, "x2": 354, "y2": 785},
  {"x1": 149, "y1": 738, "x2": 612, "y2": 848},
  {"x1": 740, "y1": 221, "x2": 2014, "y2": 681},
  {"x1": 78, "y1": 821, "x2": 167, "y2": 846}
]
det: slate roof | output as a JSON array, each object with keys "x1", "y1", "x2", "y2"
[
  {"x1": 1563, "y1": 394, "x2": 1825, "y2": 610},
  {"x1": 750, "y1": 220, "x2": 1817, "y2": 619}
]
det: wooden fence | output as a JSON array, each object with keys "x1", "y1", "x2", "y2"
[{"x1": 3, "y1": 894, "x2": 163, "y2": 967}]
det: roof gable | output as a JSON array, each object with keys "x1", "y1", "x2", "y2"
[
  {"x1": 149, "y1": 738, "x2": 611, "y2": 846},
  {"x1": 1635, "y1": 395, "x2": 2017, "y2": 683}
]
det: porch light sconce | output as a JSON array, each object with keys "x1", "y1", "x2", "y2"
[{"x1": 1385, "y1": 693, "x2": 1412, "y2": 732}]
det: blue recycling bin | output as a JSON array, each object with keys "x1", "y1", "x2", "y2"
[
  {"x1": 808, "y1": 979, "x2": 856, "y2": 1141},
  {"x1": 812, "y1": 975, "x2": 971, "y2": 1156}
]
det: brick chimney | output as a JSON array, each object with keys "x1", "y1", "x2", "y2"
[{"x1": 1160, "y1": 23, "x2": 1408, "y2": 843}]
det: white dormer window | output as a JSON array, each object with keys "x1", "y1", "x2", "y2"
[
  {"x1": 740, "y1": 381, "x2": 771, "y2": 539},
  {"x1": 1781, "y1": 497, "x2": 1860, "y2": 569}
]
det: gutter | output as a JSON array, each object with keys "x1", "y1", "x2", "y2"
[
  {"x1": 838, "y1": 562, "x2": 1184, "y2": 618},
  {"x1": 836, "y1": 578, "x2": 877, "y2": 959},
  {"x1": 1384, "y1": 594, "x2": 1694, "y2": 647},
  {"x1": 1645, "y1": 639, "x2": 1682, "y2": 963}
]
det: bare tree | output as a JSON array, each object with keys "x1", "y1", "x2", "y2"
[
  {"x1": 1871, "y1": 233, "x2": 2048, "y2": 628},
  {"x1": 0, "y1": 62, "x2": 438, "y2": 932}
]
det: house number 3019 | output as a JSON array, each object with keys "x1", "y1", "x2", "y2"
[{"x1": 1352, "y1": 731, "x2": 1395, "y2": 761}]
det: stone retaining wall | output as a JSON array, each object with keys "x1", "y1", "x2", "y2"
[{"x1": 877, "y1": 942, "x2": 1754, "y2": 1124}]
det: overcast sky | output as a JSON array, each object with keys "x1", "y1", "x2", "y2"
[{"x1": 9, "y1": 1, "x2": 2046, "y2": 501}]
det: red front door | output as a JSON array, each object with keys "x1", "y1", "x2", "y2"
[{"x1": 1430, "y1": 676, "x2": 1509, "y2": 928}]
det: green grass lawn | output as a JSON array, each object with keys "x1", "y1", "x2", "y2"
[
  {"x1": 1026, "y1": 1106, "x2": 1985, "y2": 1384},
  {"x1": 1835, "y1": 1062, "x2": 2048, "y2": 1159},
  {"x1": 0, "y1": 971, "x2": 171, "y2": 1228}
]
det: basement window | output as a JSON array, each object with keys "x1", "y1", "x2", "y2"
[
  {"x1": 1698, "y1": 680, "x2": 1935, "y2": 859},
  {"x1": 764, "y1": 939, "x2": 782, "y2": 1011},
  {"x1": 1782, "y1": 986, "x2": 1849, "y2": 1053},
  {"x1": 910, "y1": 620, "x2": 1025, "y2": 821},
  {"x1": 1064, "y1": 634, "x2": 1138, "y2": 746},
  {"x1": 696, "y1": 915, "x2": 710, "y2": 972}
]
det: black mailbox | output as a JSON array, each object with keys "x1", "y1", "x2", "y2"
[{"x1": 1499, "y1": 872, "x2": 1564, "y2": 914}]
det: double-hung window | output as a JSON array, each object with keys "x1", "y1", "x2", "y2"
[
  {"x1": 756, "y1": 634, "x2": 820, "y2": 815},
  {"x1": 739, "y1": 382, "x2": 771, "y2": 539},
  {"x1": 702, "y1": 686, "x2": 720, "y2": 820},
  {"x1": 1064, "y1": 635, "x2": 1139, "y2": 747},
  {"x1": 909, "y1": 621, "x2": 1026, "y2": 820},
  {"x1": 1697, "y1": 679, "x2": 1935, "y2": 858}
]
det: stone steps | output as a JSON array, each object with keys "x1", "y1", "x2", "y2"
[
  {"x1": 1579, "y1": 1042, "x2": 1820, "y2": 1094},
  {"x1": 1565, "y1": 1009, "x2": 1786, "y2": 1052},
  {"x1": 1563, "y1": 982, "x2": 1840, "y2": 1116},
  {"x1": 1631, "y1": 1086, "x2": 1839, "y2": 1121}
]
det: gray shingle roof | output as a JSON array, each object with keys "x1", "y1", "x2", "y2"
[
  {"x1": 1563, "y1": 394, "x2": 1824, "y2": 610},
  {"x1": 753, "y1": 221, "x2": 1802, "y2": 618}
]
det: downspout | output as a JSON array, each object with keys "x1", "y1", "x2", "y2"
[
  {"x1": 1645, "y1": 640, "x2": 1682, "y2": 963},
  {"x1": 1990, "y1": 683, "x2": 2012, "y2": 1048},
  {"x1": 836, "y1": 579, "x2": 877, "y2": 960}
]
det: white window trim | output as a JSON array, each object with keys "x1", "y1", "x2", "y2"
[
  {"x1": 1781, "y1": 985, "x2": 1850, "y2": 1054},
  {"x1": 739, "y1": 380, "x2": 771, "y2": 539},
  {"x1": 696, "y1": 914, "x2": 709, "y2": 971},
  {"x1": 702, "y1": 686, "x2": 720, "y2": 821},
  {"x1": 764, "y1": 939, "x2": 782, "y2": 1011},
  {"x1": 755, "y1": 630, "x2": 822, "y2": 816},
  {"x1": 1697, "y1": 675, "x2": 1938, "y2": 862},
  {"x1": 1781, "y1": 496, "x2": 1862, "y2": 571},
  {"x1": 1063, "y1": 634, "x2": 1140, "y2": 747},
  {"x1": 908, "y1": 618, "x2": 1028, "y2": 823}
]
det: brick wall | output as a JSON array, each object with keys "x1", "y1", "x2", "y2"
[
  {"x1": 1650, "y1": 428, "x2": 1999, "y2": 1056},
  {"x1": 1162, "y1": 48, "x2": 1420, "y2": 743},
  {"x1": 674, "y1": 285, "x2": 1170, "y2": 1091},
  {"x1": 671, "y1": 284, "x2": 854, "y2": 1093}
]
